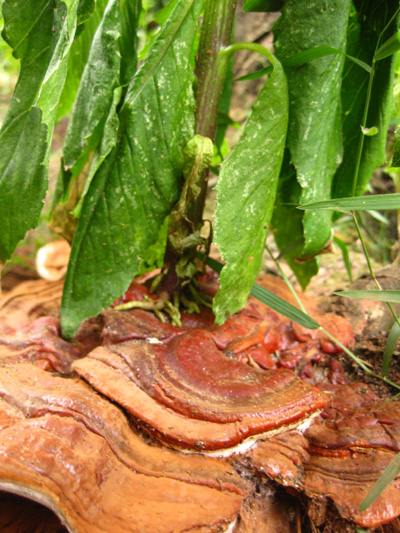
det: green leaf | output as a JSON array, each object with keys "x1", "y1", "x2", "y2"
[
  {"x1": 332, "y1": 1, "x2": 399, "y2": 198},
  {"x1": 359, "y1": 451, "x2": 400, "y2": 511},
  {"x1": 299, "y1": 193, "x2": 400, "y2": 211},
  {"x1": 335, "y1": 289, "x2": 400, "y2": 303},
  {"x1": 57, "y1": 0, "x2": 139, "y2": 200},
  {"x1": 272, "y1": 152, "x2": 320, "y2": 290},
  {"x1": 333, "y1": 236, "x2": 353, "y2": 282},
  {"x1": 383, "y1": 320, "x2": 400, "y2": 376},
  {"x1": 77, "y1": 0, "x2": 95, "y2": 25},
  {"x1": 52, "y1": 0, "x2": 141, "y2": 233},
  {"x1": 213, "y1": 55, "x2": 288, "y2": 323},
  {"x1": 61, "y1": 0, "x2": 203, "y2": 339},
  {"x1": 243, "y1": 0, "x2": 283, "y2": 12},
  {"x1": 0, "y1": 0, "x2": 80, "y2": 262},
  {"x1": 57, "y1": 0, "x2": 108, "y2": 121},
  {"x1": 374, "y1": 30, "x2": 400, "y2": 61},
  {"x1": 274, "y1": 0, "x2": 352, "y2": 259},
  {"x1": 361, "y1": 125, "x2": 378, "y2": 136}
]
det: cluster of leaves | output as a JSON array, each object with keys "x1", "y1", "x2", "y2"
[{"x1": 0, "y1": 0, "x2": 399, "y2": 342}]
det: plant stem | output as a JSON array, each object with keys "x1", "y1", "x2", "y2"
[
  {"x1": 162, "y1": 0, "x2": 237, "y2": 296},
  {"x1": 352, "y1": 210, "x2": 400, "y2": 330},
  {"x1": 265, "y1": 243, "x2": 308, "y2": 314},
  {"x1": 351, "y1": 63, "x2": 375, "y2": 197},
  {"x1": 192, "y1": 0, "x2": 237, "y2": 230},
  {"x1": 194, "y1": 0, "x2": 237, "y2": 139}
]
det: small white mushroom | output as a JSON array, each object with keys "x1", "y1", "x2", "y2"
[{"x1": 36, "y1": 241, "x2": 70, "y2": 281}]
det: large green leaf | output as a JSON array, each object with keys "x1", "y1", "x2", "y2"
[
  {"x1": 51, "y1": 0, "x2": 140, "y2": 239},
  {"x1": 0, "y1": 0, "x2": 81, "y2": 262},
  {"x1": 273, "y1": 0, "x2": 352, "y2": 259},
  {"x1": 332, "y1": 0, "x2": 399, "y2": 198},
  {"x1": 61, "y1": 0, "x2": 203, "y2": 338},
  {"x1": 271, "y1": 152, "x2": 319, "y2": 290},
  {"x1": 213, "y1": 54, "x2": 288, "y2": 324},
  {"x1": 57, "y1": 0, "x2": 108, "y2": 120}
]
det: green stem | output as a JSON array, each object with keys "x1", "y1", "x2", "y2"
[
  {"x1": 220, "y1": 41, "x2": 276, "y2": 66},
  {"x1": 194, "y1": 0, "x2": 237, "y2": 138},
  {"x1": 352, "y1": 210, "x2": 400, "y2": 330},
  {"x1": 351, "y1": 63, "x2": 375, "y2": 197},
  {"x1": 265, "y1": 244, "x2": 307, "y2": 314},
  {"x1": 162, "y1": 0, "x2": 236, "y2": 295}
]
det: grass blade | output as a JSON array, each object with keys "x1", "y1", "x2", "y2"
[
  {"x1": 236, "y1": 65, "x2": 273, "y2": 81},
  {"x1": 345, "y1": 55, "x2": 372, "y2": 73},
  {"x1": 383, "y1": 321, "x2": 400, "y2": 376},
  {"x1": 249, "y1": 283, "x2": 319, "y2": 329},
  {"x1": 374, "y1": 31, "x2": 400, "y2": 61},
  {"x1": 281, "y1": 45, "x2": 340, "y2": 67},
  {"x1": 359, "y1": 452, "x2": 400, "y2": 511},
  {"x1": 299, "y1": 193, "x2": 400, "y2": 211},
  {"x1": 335, "y1": 290, "x2": 400, "y2": 304},
  {"x1": 333, "y1": 236, "x2": 353, "y2": 282},
  {"x1": 201, "y1": 254, "x2": 319, "y2": 329}
]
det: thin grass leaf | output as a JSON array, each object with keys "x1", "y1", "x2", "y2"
[
  {"x1": 374, "y1": 31, "x2": 400, "y2": 61},
  {"x1": 201, "y1": 253, "x2": 319, "y2": 329},
  {"x1": 281, "y1": 45, "x2": 341, "y2": 67},
  {"x1": 335, "y1": 289, "x2": 400, "y2": 303},
  {"x1": 383, "y1": 321, "x2": 400, "y2": 376},
  {"x1": 359, "y1": 452, "x2": 400, "y2": 511},
  {"x1": 250, "y1": 283, "x2": 319, "y2": 329},
  {"x1": 236, "y1": 65, "x2": 273, "y2": 81},
  {"x1": 345, "y1": 54, "x2": 372, "y2": 73},
  {"x1": 367, "y1": 209, "x2": 389, "y2": 224},
  {"x1": 333, "y1": 236, "x2": 353, "y2": 282},
  {"x1": 237, "y1": 46, "x2": 353, "y2": 82},
  {"x1": 299, "y1": 193, "x2": 400, "y2": 211}
]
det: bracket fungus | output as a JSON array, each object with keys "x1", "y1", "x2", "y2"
[
  {"x1": 73, "y1": 325, "x2": 328, "y2": 453},
  {"x1": 243, "y1": 383, "x2": 400, "y2": 528},
  {"x1": 0, "y1": 362, "x2": 246, "y2": 532},
  {"x1": 0, "y1": 275, "x2": 400, "y2": 531}
]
